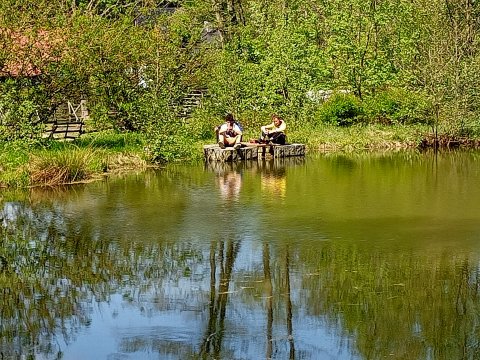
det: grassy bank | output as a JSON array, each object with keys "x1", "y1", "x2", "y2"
[
  {"x1": 288, "y1": 123, "x2": 430, "y2": 152},
  {"x1": 0, "y1": 124, "x2": 470, "y2": 188},
  {"x1": 0, "y1": 132, "x2": 149, "y2": 188}
]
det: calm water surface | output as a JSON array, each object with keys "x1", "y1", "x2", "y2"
[{"x1": 1, "y1": 150, "x2": 480, "y2": 360}]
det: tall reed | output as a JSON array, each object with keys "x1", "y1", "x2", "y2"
[{"x1": 29, "y1": 148, "x2": 98, "y2": 186}]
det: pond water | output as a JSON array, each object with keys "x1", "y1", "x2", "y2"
[{"x1": 1, "y1": 150, "x2": 480, "y2": 360}]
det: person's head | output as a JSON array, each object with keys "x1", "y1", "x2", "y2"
[
  {"x1": 272, "y1": 114, "x2": 283, "y2": 126},
  {"x1": 225, "y1": 113, "x2": 235, "y2": 124}
]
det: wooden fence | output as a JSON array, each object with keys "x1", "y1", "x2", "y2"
[{"x1": 43, "y1": 100, "x2": 88, "y2": 140}]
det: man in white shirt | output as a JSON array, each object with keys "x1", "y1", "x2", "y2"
[{"x1": 217, "y1": 113, "x2": 242, "y2": 149}]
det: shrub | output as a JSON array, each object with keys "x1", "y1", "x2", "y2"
[
  {"x1": 364, "y1": 89, "x2": 433, "y2": 125},
  {"x1": 0, "y1": 142, "x2": 30, "y2": 187},
  {"x1": 0, "y1": 79, "x2": 48, "y2": 143},
  {"x1": 457, "y1": 116, "x2": 480, "y2": 137},
  {"x1": 144, "y1": 116, "x2": 199, "y2": 163},
  {"x1": 318, "y1": 94, "x2": 364, "y2": 127}
]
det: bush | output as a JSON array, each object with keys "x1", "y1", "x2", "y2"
[
  {"x1": 144, "y1": 115, "x2": 199, "y2": 163},
  {"x1": 0, "y1": 79, "x2": 48, "y2": 143},
  {"x1": 457, "y1": 116, "x2": 480, "y2": 137},
  {"x1": 364, "y1": 89, "x2": 433, "y2": 125},
  {"x1": 318, "y1": 94, "x2": 364, "y2": 127}
]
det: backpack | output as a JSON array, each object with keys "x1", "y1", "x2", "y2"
[{"x1": 235, "y1": 121, "x2": 244, "y2": 132}]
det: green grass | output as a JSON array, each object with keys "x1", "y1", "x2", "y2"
[
  {"x1": 0, "y1": 131, "x2": 148, "y2": 188},
  {"x1": 29, "y1": 148, "x2": 100, "y2": 186},
  {"x1": 75, "y1": 131, "x2": 145, "y2": 151},
  {"x1": 290, "y1": 123, "x2": 430, "y2": 152}
]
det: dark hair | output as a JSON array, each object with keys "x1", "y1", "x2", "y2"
[{"x1": 225, "y1": 113, "x2": 235, "y2": 122}]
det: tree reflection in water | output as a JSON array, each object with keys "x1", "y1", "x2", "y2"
[
  {"x1": 263, "y1": 243, "x2": 274, "y2": 359},
  {"x1": 199, "y1": 239, "x2": 241, "y2": 358},
  {"x1": 300, "y1": 243, "x2": 480, "y2": 360},
  {"x1": 0, "y1": 201, "x2": 98, "y2": 359},
  {"x1": 0, "y1": 192, "x2": 199, "y2": 359},
  {"x1": 284, "y1": 246, "x2": 295, "y2": 359},
  {"x1": 263, "y1": 243, "x2": 296, "y2": 359}
]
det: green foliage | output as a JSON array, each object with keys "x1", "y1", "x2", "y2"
[
  {"x1": 68, "y1": 15, "x2": 158, "y2": 131},
  {"x1": 0, "y1": 141, "x2": 30, "y2": 187},
  {"x1": 73, "y1": 0, "x2": 139, "y2": 17},
  {"x1": 363, "y1": 89, "x2": 434, "y2": 125},
  {"x1": 144, "y1": 110, "x2": 198, "y2": 163},
  {"x1": 185, "y1": 107, "x2": 222, "y2": 141},
  {"x1": 145, "y1": 129, "x2": 194, "y2": 163},
  {"x1": 198, "y1": 14, "x2": 332, "y2": 127},
  {"x1": 0, "y1": 79, "x2": 47, "y2": 143},
  {"x1": 457, "y1": 116, "x2": 480, "y2": 138},
  {"x1": 318, "y1": 94, "x2": 364, "y2": 127}
]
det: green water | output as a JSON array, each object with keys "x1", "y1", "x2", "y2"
[{"x1": 1, "y1": 150, "x2": 480, "y2": 359}]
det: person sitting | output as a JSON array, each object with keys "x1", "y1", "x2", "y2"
[
  {"x1": 217, "y1": 113, "x2": 243, "y2": 149},
  {"x1": 256, "y1": 114, "x2": 287, "y2": 145}
]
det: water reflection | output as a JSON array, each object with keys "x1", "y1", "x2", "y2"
[
  {"x1": 1, "y1": 150, "x2": 480, "y2": 359},
  {"x1": 200, "y1": 239, "x2": 240, "y2": 358},
  {"x1": 259, "y1": 160, "x2": 288, "y2": 200},
  {"x1": 217, "y1": 170, "x2": 242, "y2": 202}
]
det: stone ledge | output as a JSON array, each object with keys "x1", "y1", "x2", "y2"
[{"x1": 203, "y1": 143, "x2": 305, "y2": 162}]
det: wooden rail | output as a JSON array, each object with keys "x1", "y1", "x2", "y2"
[
  {"x1": 43, "y1": 121, "x2": 84, "y2": 140},
  {"x1": 42, "y1": 100, "x2": 88, "y2": 140}
]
